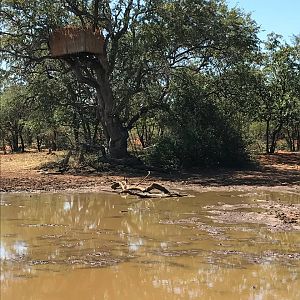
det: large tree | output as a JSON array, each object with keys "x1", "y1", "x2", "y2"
[
  {"x1": 0, "y1": 85, "x2": 32, "y2": 152},
  {"x1": 252, "y1": 34, "x2": 300, "y2": 153},
  {"x1": 1, "y1": 0, "x2": 259, "y2": 158}
]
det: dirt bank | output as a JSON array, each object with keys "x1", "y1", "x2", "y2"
[{"x1": 0, "y1": 151, "x2": 299, "y2": 193}]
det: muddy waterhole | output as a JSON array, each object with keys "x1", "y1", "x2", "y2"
[{"x1": 1, "y1": 191, "x2": 299, "y2": 300}]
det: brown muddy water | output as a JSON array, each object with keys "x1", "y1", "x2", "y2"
[{"x1": 1, "y1": 191, "x2": 300, "y2": 300}]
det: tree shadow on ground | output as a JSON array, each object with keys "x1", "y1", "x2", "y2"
[
  {"x1": 0, "y1": 152, "x2": 299, "y2": 192},
  {"x1": 152, "y1": 152, "x2": 300, "y2": 188}
]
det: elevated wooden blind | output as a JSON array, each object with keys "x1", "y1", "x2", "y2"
[{"x1": 49, "y1": 27, "x2": 104, "y2": 57}]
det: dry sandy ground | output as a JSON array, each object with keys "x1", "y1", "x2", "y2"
[{"x1": 0, "y1": 151, "x2": 299, "y2": 193}]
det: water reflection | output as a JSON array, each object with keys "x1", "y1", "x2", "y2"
[
  {"x1": 0, "y1": 245, "x2": 11, "y2": 260},
  {"x1": 63, "y1": 199, "x2": 73, "y2": 212},
  {"x1": 0, "y1": 191, "x2": 300, "y2": 300},
  {"x1": 128, "y1": 237, "x2": 144, "y2": 252},
  {"x1": 0, "y1": 241, "x2": 27, "y2": 260},
  {"x1": 13, "y1": 241, "x2": 27, "y2": 256}
]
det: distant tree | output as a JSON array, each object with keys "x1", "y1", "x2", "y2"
[
  {"x1": 0, "y1": 86, "x2": 32, "y2": 152},
  {"x1": 25, "y1": 61, "x2": 103, "y2": 151},
  {"x1": 253, "y1": 34, "x2": 300, "y2": 153}
]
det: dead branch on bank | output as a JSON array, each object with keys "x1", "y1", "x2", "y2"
[{"x1": 111, "y1": 172, "x2": 186, "y2": 198}]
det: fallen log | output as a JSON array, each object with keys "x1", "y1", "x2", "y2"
[{"x1": 111, "y1": 176, "x2": 186, "y2": 198}]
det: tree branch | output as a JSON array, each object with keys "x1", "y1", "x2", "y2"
[
  {"x1": 65, "y1": 57, "x2": 100, "y2": 89},
  {"x1": 108, "y1": 0, "x2": 134, "y2": 73},
  {"x1": 126, "y1": 90, "x2": 170, "y2": 130},
  {"x1": 0, "y1": 48, "x2": 53, "y2": 62},
  {"x1": 93, "y1": 0, "x2": 100, "y2": 31},
  {"x1": 65, "y1": 0, "x2": 87, "y2": 26}
]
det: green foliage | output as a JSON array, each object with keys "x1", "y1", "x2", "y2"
[
  {"x1": 1, "y1": 1, "x2": 298, "y2": 163},
  {"x1": 145, "y1": 70, "x2": 250, "y2": 169},
  {"x1": 250, "y1": 34, "x2": 300, "y2": 153},
  {"x1": 146, "y1": 120, "x2": 250, "y2": 170},
  {"x1": 0, "y1": 85, "x2": 33, "y2": 151},
  {"x1": 144, "y1": 136, "x2": 181, "y2": 170}
]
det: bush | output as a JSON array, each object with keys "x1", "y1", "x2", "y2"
[
  {"x1": 146, "y1": 122, "x2": 249, "y2": 170},
  {"x1": 143, "y1": 137, "x2": 181, "y2": 170},
  {"x1": 144, "y1": 76, "x2": 250, "y2": 169}
]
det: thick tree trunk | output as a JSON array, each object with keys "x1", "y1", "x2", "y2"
[
  {"x1": 95, "y1": 77, "x2": 129, "y2": 159},
  {"x1": 66, "y1": 53, "x2": 129, "y2": 158},
  {"x1": 106, "y1": 117, "x2": 129, "y2": 158}
]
